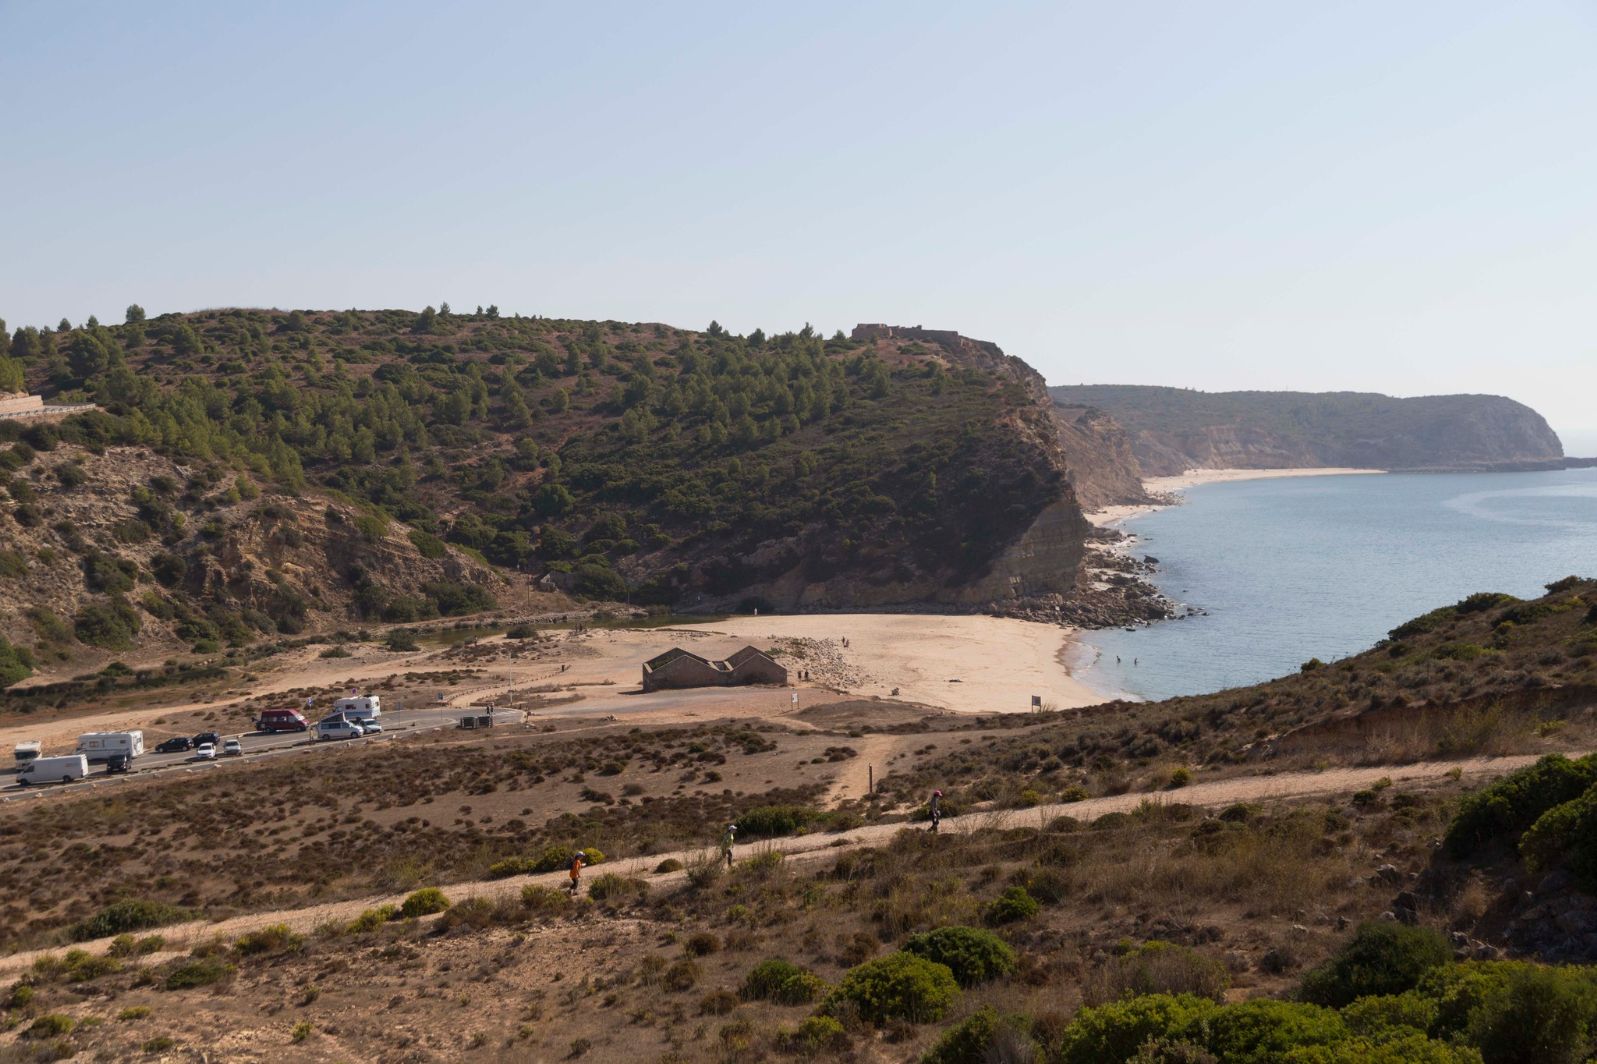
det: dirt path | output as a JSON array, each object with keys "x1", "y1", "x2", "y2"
[
  {"x1": 2, "y1": 751, "x2": 1554, "y2": 975},
  {"x1": 825, "y1": 733, "x2": 902, "y2": 805}
]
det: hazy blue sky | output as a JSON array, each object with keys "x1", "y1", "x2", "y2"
[{"x1": 4, "y1": 1, "x2": 1594, "y2": 447}]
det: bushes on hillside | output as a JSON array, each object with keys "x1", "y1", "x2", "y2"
[
  {"x1": 983, "y1": 886, "x2": 1039, "y2": 926},
  {"x1": 1444, "y1": 754, "x2": 1597, "y2": 858},
  {"x1": 1300, "y1": 923, "x2": 1453, "y2": 1007},
  {"x1": 1521, "y1": 786, "x2": 1597, "y2": 891},
  {"x1": 71, "y1": 899, "x2": 191, "y2": 942},
  {"x1": 822, "y1": 952, "x2": 959, "y2": 1025},
  {"x1": 741, "y1": 959, "x2": 827, "y2": 1005},
  {"x1": 921, "y1": 1007, "x2": 1036, "y2": 1064},
  {"x1": 0, "y1": 636, "x2": 33, "y2": 688},
  {"x1": 735, "y1": 805, "x2": 823, "y2": 838},
  {"x1": 398, "y1": 887, "x2": 450, "y2": 918},
  {"x1": 1087, "y1": 939, "x2": 1230, "y2": 1003},
  {"x1": 902, "y1": 926, "x2": 1016, "y2": 988}
]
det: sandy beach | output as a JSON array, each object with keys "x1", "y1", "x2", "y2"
[{"x1": 1088, "y1": 467, "x2": 1384, "y2": 527}]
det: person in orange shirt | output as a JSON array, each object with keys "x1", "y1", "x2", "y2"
[{"x1": 568, "y1": 851, "x2": 586, "y2": 895}]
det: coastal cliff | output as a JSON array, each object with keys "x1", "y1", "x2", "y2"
[{"x1": 1048, "y1": 385, "x2": 1565, "y2": 474}]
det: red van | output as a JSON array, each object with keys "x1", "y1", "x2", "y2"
[{"x1": 255, "y1": 708, "x2": 310, "y2": 733}]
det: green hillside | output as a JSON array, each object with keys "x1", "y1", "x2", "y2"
[{"x1": 3, "y1": 308, "x2": 1070, "y2": 613}]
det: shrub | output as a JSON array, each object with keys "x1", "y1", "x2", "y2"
[
  {"x1": 1053, "y1": 993, "x2": 1218, "y2": 1064},
  {"x1": 1087, "y1": 940, "x2": 1230, "y2": 1004},
  {"x1": 117, "y1": 1006, "x2": 152, "y2": 1021},
  {"x1": 921, "y1": 1007, "x2": 1036, "y2": 1064},
  {"x1": 1444, "y1": 754, "x2": 1597, "y2": 858},
  {"x1": 408, "y1": 528, "x2": 447, "y2": 559},
  {"x1": 1279, "y1": 1033, "x2": 1484, "y2": 1063},
  {"x1": 1521, "y1": 785, "x2": 1597, "y2": 890},
  {"x1": 736, "y1": 805, "x2": 822, "y2": 838},
  {"x1": 685, "y1": 932, "x2": 721, "y2": 956},
  {"x1": 62, "y1": 950, "x2": 122, "y2": 982},
  {"x1": 662, "y1": 958, "x2": 700, "y2": 992},
  {"x1": 902, "y1": 926, "x2": 1016, "y2": 988},
  {"x1": 233, "y1": 923, "x2": 304, "y2": 957},
  {"x1": 488, "y1": 856, "x2": 538, "y2": 878},
  {"x1": 74, "y1": 597, "x2": 142, "y2": 649},
  {"x1": 347, "y1": 905, "x2": 397, "y2": 932},
  {"x1": 1340, "y1": 991, "x2": 1438, "y2": 1038},
  {"x1": 822, "y1": 952, "x2": 958, "y2": 1025},
  {"x1": 983, "y1": 886, "x2": 1039, "y2": 926},
  {"x1": 399, "y1": 887, "x2": 451, "y2": 918},
  {"x1": 162, "y1": 956, "x2": 235, "y2": 990},
  {"x1": 71, "y1": 899, "x2": 190, "y2": 942},
  {"x1": 525, "y1": 844, "x2": 604, "y2": 874},
  {"x1": 23, "y1": 1014, "x2": 75, "y2": 1039},
  {"x1": 743, "y1": 959, "x2": 826, "y2": 1005},
  {"x1": 655, "y1": 858, "x2": 685, "y2": 874},
  {"x1": 777, "y1": 1015, "x2": 849, "y2": 1055},
  {"x1": 587, "y1": 873, "x2": 648, "y2": 904},
  {"x1": 1421, "y1": 961, "x2": 1597, "y2": 1064},
  {"x1": 1300, "y1": 923, "x2": 1453, "y2": 1007},
  {"x1": 142, "y1": 1036, "x2": 177, "y2": 1053},
  {"x1": 520, "y1": 885, "x2": 571, "y2": 915},
  {"x1": 385, "y1": 629, "x2": 421, "y2": 651},
  {"x1": 1192, "y1": 999, "x2": 1348, "y2": 1064}
]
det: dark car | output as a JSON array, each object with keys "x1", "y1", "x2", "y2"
[
  {"x1": 156, "y1": 737, "x2": 192, "y2": 754},
  {"x1": 105, "y1": 753, "x2": 131, "y2": 774},
  {"x1": 192, "y1": 731, "x2": 221, "y2": 749}
]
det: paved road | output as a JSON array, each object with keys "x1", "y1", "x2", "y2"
[{"x1": 0, "y1": 704, "x2": 470, "y2": 802}]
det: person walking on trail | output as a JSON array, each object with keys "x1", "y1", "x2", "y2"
[
  {"x1": 719, "y1": 823, "x2": 737, "y2": 869},
  {"x1": 568, "y1": 851, "x2": 586, "y2": 895},
  {"x1": 929, "y1": 789, "x2": 943, "y2": 832}
]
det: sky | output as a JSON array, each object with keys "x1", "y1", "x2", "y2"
[{"x1": 3, "y1": 1, "x2": 1595, "y2": 450}]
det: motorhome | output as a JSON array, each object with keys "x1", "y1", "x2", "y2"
[
  {"x1": 331, "y1": 695, "x2": 381, "y2": 722},
  {"x1": 76, "y1": 731, "x2": 145, "y2": 763},
  {"x1": 17, "y1": 754, "x2": 89, "y2": 785},
  {"x1": 12, "y1": 741, "x2": 41, "y2": 770}
]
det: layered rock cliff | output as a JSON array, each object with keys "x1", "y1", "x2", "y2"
[{"x1": 1048, "y1": 385, "x2": 1564, "y2": 475}]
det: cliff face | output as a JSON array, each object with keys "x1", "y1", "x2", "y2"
[
  {"x1": 1048, "y1": 386, "x2": 1564, "y2": 475},
  {"x1": 1051, "y1": 403, "x2": 1149, "y2": 509}
]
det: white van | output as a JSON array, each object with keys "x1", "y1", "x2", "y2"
[
  {"x1": 18, "y1": 754, "x2": 89, "y2": 786},
  {"x1": 315, "y1": 718, "x2": 365, "y2": 741},
  {"x1": 331, "y1": 695, "x2": 381, "y2": 722},
  {"x1": 13, "y1": 741, "x2": 41, "y2": 770},
  {"x1": 76, "y1": 731, "x2": 145, "y2": 763}
]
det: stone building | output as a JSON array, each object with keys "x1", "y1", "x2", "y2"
[{"x1": 641, "y1": 645, "x2": 789, "y2": 692}]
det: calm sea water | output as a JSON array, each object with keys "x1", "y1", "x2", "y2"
[{"x1": 1079, "y1": 468, "x2": 1597, "y2": 701}]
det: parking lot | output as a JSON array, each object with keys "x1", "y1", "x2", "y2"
[{"x1": 1, "y1": 703, "x2": 478, "y2": 801}]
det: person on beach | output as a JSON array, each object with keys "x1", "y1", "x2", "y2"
[
  {"x1": 568, "y1": 851, "x2": 586, "y2": 895},
  {"x1": 720, "y1": 823, "x2": 738, "y2": 868},
  {"x1": 929, "y1": 789, "x2": 943, "y2": 832}
]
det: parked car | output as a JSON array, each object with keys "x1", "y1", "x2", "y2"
[
  {"x1": 222, "y1": 739, "x2": 243, "y2": 757},
  {"x1": 156, "y1": 736, "x2": 193, "y2": 754},
  {"x1": 105, "y1": 753, "x2": 132, "y2": 774},
  {"x1": 192, "y1": 743, "x2": 217, "y2": 761},
  {"x1": 314, "y1": 719, "x2": 364, "y2": 742},
  {"x1": 255, "y1": 708, "x2": 309, "y2": 733},
  {"x1": 192, "y1": 731, "x2": 221, "y2": 749},
  {"x1": 355, "y1": 720, "x2": 383, "y2": 734}
]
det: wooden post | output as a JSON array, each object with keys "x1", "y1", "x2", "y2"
[{"x1": 868, "y1": 765, "x2": 873, "y2": 796}]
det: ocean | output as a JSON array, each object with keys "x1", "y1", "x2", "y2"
[{"x1": 1078, "y1": 467, "x2": 1597, "y2": 701}]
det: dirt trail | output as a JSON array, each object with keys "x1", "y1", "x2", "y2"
[
  {"x1": 1, "y1": 751, "x2": 1555, "y2": 975},
  {"x1": 825, "y1": 733, "x2": 902, "y2": 805}
]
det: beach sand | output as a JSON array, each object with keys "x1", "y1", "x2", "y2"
[{"x1": 1088, "y1": 467, "x2": 1384, "y2": 527}]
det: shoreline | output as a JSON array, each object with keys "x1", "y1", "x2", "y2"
[{"x1": 1087, "y1": 466, "x2": 1385, "y2": 528}]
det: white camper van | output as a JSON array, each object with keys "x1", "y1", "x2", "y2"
[
  {"x1": 12, "y1": 741, "x2": 41, "y2": 770},
  {"x1": 331, "y1": 695, "x2": 381, "y2": 722},
  {"x1": 76, "y1": 731, "x2": 145, "y2": 763},
  {"x1": 17, "y1": 754, "x2": 89, "y2": 786}
]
